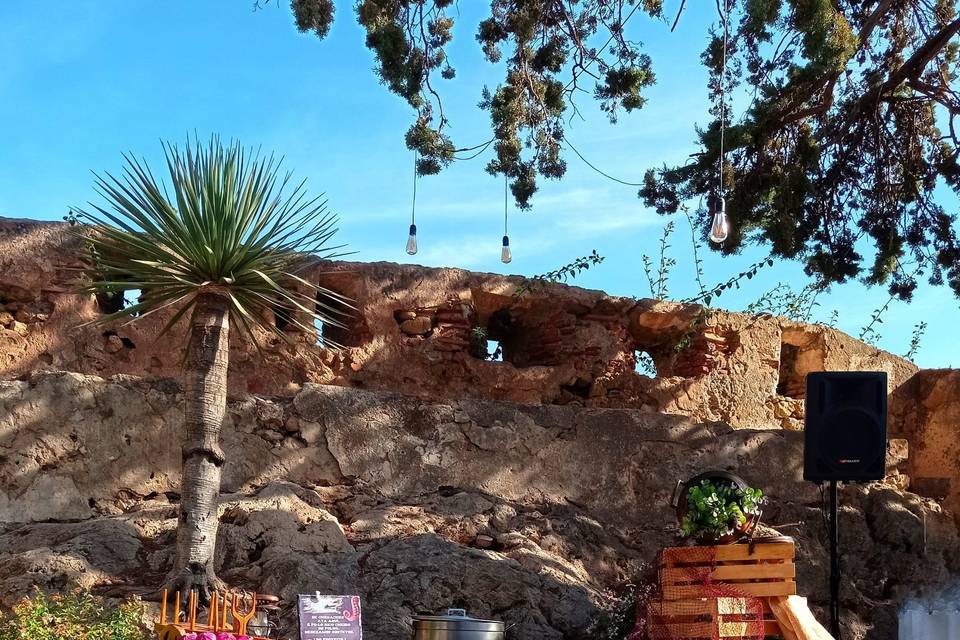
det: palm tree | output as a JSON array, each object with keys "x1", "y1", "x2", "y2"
[{"x1": 75, "y1": 137, "x2": 348, "y2": 598}]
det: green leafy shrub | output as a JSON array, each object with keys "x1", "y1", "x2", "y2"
[
  {"x1": 586, "y1": 586, "x2": 639, "y2": 640},
  {"x1": 680, "y1": 479, "x2": 766, "y2": 541},
  {"x1": 586, "y1": 579, "x2": 659, "y2": 640},
  {"x1": 0, "y1": 590, "x2": 148, "y2": 640}
]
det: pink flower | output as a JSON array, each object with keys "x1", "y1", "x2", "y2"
[
  {"x1": 198, "y1": 633, "x2": 217, "y2": 640},
  {"x1": 182, "y1": 635, "x2": 198, "y2": 640},
  {"x1": 216, "y1": 633, "x2": 236, "y2": 640},
  {"x1": 236, "y1": 636, "x2": 251, "y2": 640}
]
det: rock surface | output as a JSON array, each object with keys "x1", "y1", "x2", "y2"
[
  {"x1": 890, "y1": 369, "x2": 960, "y2": 524},
  {"x1": 1, "y1": 373, "x2": 958, "y2": 639}
]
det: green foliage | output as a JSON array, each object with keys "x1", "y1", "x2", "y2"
[
  {"x1": 514, "y1": 250, "x2": 605, "y2": 297},
  {"x1": 291, "y1": 0, "x2": 335, "y2": 38},
  {"x1": 745, "y1": 281, "x2": 827, "y2": 322},
  {"x1": 595, "y1": 62, "x2": 656, "y2": 117},
  {"x1": 641, "y1": 1, "x2": 960, "y2": 300},
  {"x1": 638, "y1": 218, "x2": 925, "y2": 358},
  {"x1": 282, "y1": 1, "x2": 660, "y2": 208},
  {"x1": 586, "y1": 582, "x2": 654, "y2": 640},
  {"x1": 682, "y1": 257, "x2": 775, "y2": 307},
  {"x1": 72, "y1": 137, "x2": 351, "y2": 348},
  {"x1": 680, "y1": 479, "x2": 766, "y2": 540},
  {"x1": 642, "y1": 221, "x2": 676, "y2": 299},
  {"x1": 904, "y1": 321, "x2": 928, "y2": 360},
  {"x1": 271, "y1": 0, "x2": 960, "y2": 301},
  {"x1": 0, "y1": 590, "x2": 148, "y2": 640},
  {"x1": 673, "y1": 309, "x2": 708, "y2": 355},
  {"x1": 683, "y1": 208, "x2": 708, "y2": 300},
  {"x1": 859, "y1": 295, "x2": 896, "y2": 346},
  {"x1": 826, "y1": 309, "x2": 839, "y2": 328}
]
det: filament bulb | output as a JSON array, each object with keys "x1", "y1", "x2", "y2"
[
  {"x1": 708, "y1": 197, "x2": 729, "y2": 244},
  {"x1": 500, "y1": 235, "x2": 512, "y2": 264},
  {"x1": 405, "y1": 224, "x2": 418, "y2": 255}
]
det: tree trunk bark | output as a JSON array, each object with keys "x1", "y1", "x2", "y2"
[{"x1": 164, "y1": 290, "x2": 230, "y2": 601}]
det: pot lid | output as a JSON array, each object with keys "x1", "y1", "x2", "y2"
[{"x1": 412, "y1": 609, "x2": 504, "y2": 631}]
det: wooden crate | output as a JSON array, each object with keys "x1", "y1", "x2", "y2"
[
  {"x1": 659, "y1": 542, "x2": 797, "y2": 600},
  {"x1": 647, "y1": 597, "x2": 782, "y2": 639}
]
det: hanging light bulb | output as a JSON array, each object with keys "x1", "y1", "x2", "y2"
[
  {"x1": 708, "y1": 195, "x2": 729, "y2": 244},
  {"x1": 501, "y1": 235, "x2": 512, "y2": 264},
  {"x1": 500, "y1": 174, "x2": 512, "y2": 263},
  {"x1": 405, "y1": 154, "x2": 419, "y2": 255},
  {"x1": 406, "y1": 223, "x2": 418, "y2": 255},
  {"x1": 709, "y1": 5, "x2": 731, "y2": 246}
]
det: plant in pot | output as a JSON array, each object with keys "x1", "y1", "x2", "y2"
[{"x1": 674, "y1": 472, "x2": 766, "y2": 545}]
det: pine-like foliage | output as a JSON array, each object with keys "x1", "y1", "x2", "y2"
[
  {"x1": 642, "y1": 0, "x2": 960, "y2": 300},
  {"x1": 278, "y1": 0, "x2": 960, "y2": 299}
]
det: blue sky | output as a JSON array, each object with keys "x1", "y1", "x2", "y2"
[{"x1": 1, "y1": 1, "x2": 956, "y2": 368}]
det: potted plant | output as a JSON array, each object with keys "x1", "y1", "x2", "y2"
[{"x1": 673, "y1": 471, "x2": 766, "y2": 544}]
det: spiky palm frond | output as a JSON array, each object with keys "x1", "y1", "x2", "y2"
[{"x1": 74, "y1": 137, "x2": 351, "y2": 347}]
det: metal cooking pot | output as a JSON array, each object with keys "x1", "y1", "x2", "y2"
[{"x1": 412, "y1": 608, "x2": 505, "y2": 640}]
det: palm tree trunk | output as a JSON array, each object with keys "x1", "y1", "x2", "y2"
[{"x1": 164, "y1": 290, "x2": 230, "y2": 600}]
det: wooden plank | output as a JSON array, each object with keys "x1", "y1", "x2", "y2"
[
  {"x1": 778, "y1": 623, "x2": 801, "y2": 640},
  {"x1": 650, "y1": 597, "x2": 776, "y2": 616},
  {"x1": 662, "y1": 543, "x2": 795, "y2": 565},
  {"x1": 648, "y1": 599, "x2": 715, "y2": 616},
  {"x1": 719, "y1": 620, "x2": 782, "y2": 637},
  {"x1": 711, "y1": 562, "x2": 796, "y2": 580},
  {"x1": 664, "y1": 580, "x2": 797, "y2": 599},
  {"x1": 662, "y1": 563, "x2": 796, "y2": 583},
  {"x1": 717, "y1": 598, "x2": 775, "y2": 615},
  {"x1": 654, "y1": 621, "x2": 718, "y2": 637},
  {"x1": 769, "y1": 596, "x2": 834, "y2": 640},
  {"x1": 649, "y1": 620, "x2": 782, "y2": 639}
]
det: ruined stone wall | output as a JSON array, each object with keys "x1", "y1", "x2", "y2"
[
  {"x1": 890, "y1": 369, "x2": 960, "y2": 525},
  {"x1": 0, "y1": 217, "x2": 917, "y2": 429}
]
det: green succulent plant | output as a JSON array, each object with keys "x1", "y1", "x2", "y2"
[{"x1": 680, "y1": 479, "x2": 766, "y2": 541}]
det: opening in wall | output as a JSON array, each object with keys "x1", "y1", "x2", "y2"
[
  {"x1": 316, "y1": 287, "x2": 366, "y2": 347},
  {"x1": 776, "y1": 328, "x2": 825, "y2": 399},
  {"x1": 313, "y1": 317, "x2": 325, "y2": 345},
  {"x1": 96, "y1": 288, "x2": 142, "y2": 316},
  {"x1": 273, "y1": 299, "x2": 293, "y2": 332},
  {"x1": 777, "y1": 342, "x2": 804, "y2": 398},
  {"x1": 483, "y1": 308, "x2": 515, "y2": 364},
  {"x1": 467, "y1": 326, "x2": 504, "y2": 362},
  {"x1": 635, "y1": 350, "x2": 657, "y2": 377},
  {"x1": 487, "y1": 339, "x2": 503, "y2": 362}
]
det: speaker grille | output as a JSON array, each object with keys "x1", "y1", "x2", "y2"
[{"x1": 804, "y1": 371, "x2": 888, "y2": 482}]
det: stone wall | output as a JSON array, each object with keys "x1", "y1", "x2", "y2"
[
  {"x1": 0, "y1": 217, "x2": 917, "y2": 430},
  {"x1": 1, "y1": 215, "x2": 958, "y2": 639},
  {"x1": 890, "y1": 369, "x2": 960, "y2": 524},
  {"x1": 1, "y1": 372, "x2": 957, "y2": 640}
]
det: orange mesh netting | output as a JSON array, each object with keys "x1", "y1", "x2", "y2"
[{"x1": 635, "y1": 546, "x2": 767, "y2": 640}]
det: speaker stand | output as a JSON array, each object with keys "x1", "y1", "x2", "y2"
[{"x1": 829, "y1": 480, "x2": 841, "y2": 639}]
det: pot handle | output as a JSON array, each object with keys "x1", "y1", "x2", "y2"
[
  {"x1": 670, "y1": 479, "x2": 684, "y2": 508},
  {"x1": 446, "y1": 609, "x2": 467, "y2": 618}
]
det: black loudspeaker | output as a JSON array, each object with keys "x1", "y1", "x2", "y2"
[{"x1": 804, "y1": 371, "x2": 888, "y2": 482}]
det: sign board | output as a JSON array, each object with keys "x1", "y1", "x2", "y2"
[{"x1": 298, "y1": 594, "x2": 362, "y2": 640}]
